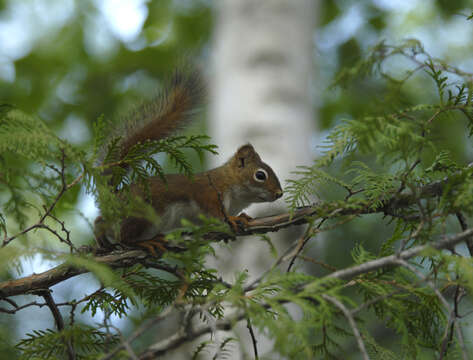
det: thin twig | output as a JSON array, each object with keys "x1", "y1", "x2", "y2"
[
  {"x1": 0, "y1": 300, "x2": 47, "y2": 314},
  {"x1": 286, "y1": 212, "x2": 357, "y2": 272},
  {"x1": 295, "y1": 254, "x2": 337, "y2": 272},
  {"x1": 287, "y1": 224, "x2": 314, "y2": 272},
  {"x1": 138, "y1": 311, "x2": 241, "y2": 359},
  {"x1": 322, "y1": 294, "x2": 369, "y2": 360},
  {"x1": 245, "y1": 235, "x2": 305, "y2": 292},
  {"x1": 3, "y1": 149, "x2": 70, "y2": 247},
  {"x1": 246, "y1": 317, "x2": 259, "y2": 360},
  {"x1": 47, "y1": 212, "x2": 75, "y2": 252},
  {"x1": 66, "y1": 173, "x2": 84, "y2": 190},
  {"x1": 36, "y1": 289, "x2": 65, "y2": 330},
  {"x1": 36, "y1": 289, "x2": 75, "y2": 360},
  {"x1": 322, "y1": 227, "x2": 473, "y2": 283},
  {"x1": 395, "y1": 259, "x2": 468, "y2": 360},
  {"x1": 439, "y1": 310, "x2": 456, "y2": 360},
  {"x1": 106, "y1": 324, "x2": 138, "y2": 360},
  {"x1": 135, "y1": 227, "x2": 473, "y2": 359},
  {"x1": 456, "y1": 212, "x2": 473, "y2": 256},
  {"x1": 101, "y1": 306, "x2": 174, "y2": 360}
]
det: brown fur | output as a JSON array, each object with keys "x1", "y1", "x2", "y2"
[
  {"x1": 120, "y1": 144, "x2": 283, "y2": 244},
  {"x1": 119, "y1": 70, "x2": 204, "y2": 161},
  {"x1": 96, "y1": 70, "x2": 283, "y2": 247}
]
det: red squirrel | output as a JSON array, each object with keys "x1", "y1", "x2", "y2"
[{"x1": 94, "y1": 71, "x2": 283, "y2": 250}]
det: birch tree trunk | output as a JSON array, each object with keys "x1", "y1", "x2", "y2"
[
  {"x1": 208, "y1": 0, "x2": 317, "y2": 357},
  {"x1": 210, "y1": 0, "x2": 317, "y2": 272}
]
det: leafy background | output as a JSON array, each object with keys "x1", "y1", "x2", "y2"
[{"x1": 1, "y1": 0, "x2": 473, "y2": 357}]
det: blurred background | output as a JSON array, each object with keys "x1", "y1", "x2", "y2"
[{"x1": 1, "y1": 0, "x2": 473, "y2": 358}]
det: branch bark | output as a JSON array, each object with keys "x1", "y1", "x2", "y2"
[
  {"x1": 0, "y1": 250, "x2": 147, "y2": 298},
  {"x1": 324, "y1": 227, "x2": 473, "y2": 282},
  {"x1": 37, "y1": 289, "x2": 76, "y2": 360},
  {"x1": 132, "y1": 227, "x2": 473, "y2": 358},
  {"x1": 0, "y1": 178, "x2": 468, "y2": 300},
  {"x1": 0, "y1": 205, "x2": 329, "y2": 299}
]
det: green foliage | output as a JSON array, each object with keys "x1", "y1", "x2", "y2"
[
  {"x1": 363, "y1": 332, "x2": 400, "y2": 360},
  {"x1": 348, "y1": 162, "x2": 399, "y2": 209},
  {"x1": 191, "y1": 337, "x2": 236, "y2": 360},
  {"x1": 100, "y1": 132, "x2": 218, "y2": 187},
  {"x1": 81, "y1": 289, "x2": 131, "y2": 319},
  {"x1": 287, "y1": 40, "x2": 473, "y2": 215},
  {"x1": 91, "y1": 107, "x2": 218, "y2": 224},
  {"x1": 0, "y1": 323, "x2": 19, "y2": 359},
  {"x1": 355, "y1": 256, "x2": 445, "y2": 347},
  {"x1": 0, "y1": 106, "x2": 85, "y2": 236},
  {"x1": 16, "y1": 325, "x2": 119, "y2": 360},
  {"x1": 2, "y1": 7, "x2": 473, "y2": 357},
  {"x1": 0, "y1": 106, "x2": 62, "y2": 161},
  {"x1": 280, "y1": 39, "x2": 473, "y2": 358},
  {"x1": 286, "y1": 166, "x2": 350, "y2": 209},
  {"x1": 425, "y1": 150, "x2": 459, "y2": 174}
]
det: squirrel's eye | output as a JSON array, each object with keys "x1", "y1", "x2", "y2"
[{"x1": 254, "y1": 169, "x2": 268, "y2": 182}]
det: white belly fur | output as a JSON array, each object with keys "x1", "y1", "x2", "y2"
[
  {"x1": 157, "y1": 200, "x2": 203, "y2": 233},
  {"x1": 223, "y1": 185, "x2": 252, "y2": 216},
  {"x1": 138, "y1": 188, "x2": 253, "y2": 239}
]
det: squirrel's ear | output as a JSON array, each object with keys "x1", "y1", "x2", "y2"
[
  {"x1": 235, "y1": 144, "x2": 257, "y2": 168},
  {"x1": 237, "y1": 144, "x2": 255, "y2": 156}
]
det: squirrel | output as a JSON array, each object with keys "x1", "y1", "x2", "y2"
[{"x1": 94, "y1": 70, "x2": 283, "y2": 251}]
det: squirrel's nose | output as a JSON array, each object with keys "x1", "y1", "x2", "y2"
[{"x1": 275, "y1": 189, "x2": 283, "y2": 199}]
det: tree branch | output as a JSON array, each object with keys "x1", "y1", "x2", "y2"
[
  {"x1": 131, "y1": 227, "x2": 473, "y2": 358},
  {"x1": 2, "y1": 190, "x2": 473, "y2": 300},
  {"x1": 0, "y1": 250, "x2": 147, "y2": 298},
  {"x1": 246, "y1": 317, "x2": 259, "y2": 360},
  {"x1": 36, "y1": 289, "x2": 75, "y2": 360},
  {"x1": 322, "y1": 294, "x2": 369, "y2": 360},
  {"x1": 0, "y1": 169, "x2": 469, "y2": 300},
  {"x1": 3, "y1": 149, "x2": 73, "y2": 248},
  {"x1": 137, "y1": 312, "x2": 238, "y2": 360},
  {"x1": 324, "y1": 227, "x2": 473, "y2": 282}
]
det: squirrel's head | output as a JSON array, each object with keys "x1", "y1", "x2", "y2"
[{"x1": 229, "y1": 144, "x2": 283, "y2": 202}]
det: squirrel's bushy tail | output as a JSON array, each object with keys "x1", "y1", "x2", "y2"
[{"x1": 117, "y1": 69, "x2": 205, "y2": 161}]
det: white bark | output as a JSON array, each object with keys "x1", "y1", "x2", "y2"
[
  {"x1": 210, "y1": 0, "x2": 316, "y2": 185},
  {"x1": 209, "y1": 0, "x2": 317, "y2": 271},
  {"x1": 208, "y1": 0, "x2": 318, "y2": 358}
]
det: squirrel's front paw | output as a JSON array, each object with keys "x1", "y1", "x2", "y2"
[{"x1": 227, "y1": 212, "x2": 253, "y2": 232}]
